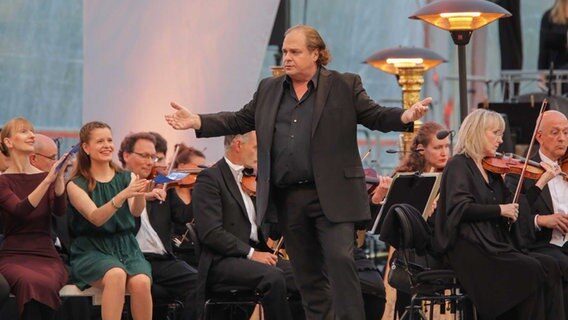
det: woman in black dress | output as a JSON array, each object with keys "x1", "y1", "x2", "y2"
[{"x1": 434, "y1": 109, "x2": 563, "y2": 319}]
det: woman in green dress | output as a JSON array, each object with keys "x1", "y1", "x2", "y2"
[{"x1": 67, "y1": 121, "x2": 152, "y2": 320}]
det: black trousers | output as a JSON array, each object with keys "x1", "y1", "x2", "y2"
[
  {"x1": 528, "y1": 246, "x2": 568, "y2": 320},
  {"x1": 145, "y1": 254, "x2": 198, "y2": 320},
  {"x1": 208, "y1": 255, "x2": 299, "y2": 320},
  {"x1": 274, "y1": 183, "x2": 365, "y2": 320}
]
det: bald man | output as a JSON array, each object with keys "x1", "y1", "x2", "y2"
[
  {"x1": 29, "y1": 134, "x2": 70, "y2": 253},
  {"x1": 506, "y1": 110, "x2": 568, "y2": 318},
  {"x1": 30, "y1": 134, "x2": 58, "y2": 172}
]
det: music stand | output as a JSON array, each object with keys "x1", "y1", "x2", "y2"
[{"x1": 370, "y1": 172, "x2": 441, "y2": 235}]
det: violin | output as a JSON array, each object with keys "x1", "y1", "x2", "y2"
[
  {"x1": 559, "y1": 149, "x2": 568, "y2": 181},
  {"x1": 482, "y1": 153, "x2": 544, "y2": 180},
  {"x1": 241, "y1": 170, "x2": 256, "y2": 197},
  {"x1": 148, "y1": 164, "x2": 204, "y2": 188},
  {"x1": 167, "y1": 166, "x2": 204, "y2": 189},
  {"x1": 482, "y1": 152, "x2": 568, "y2": 180},
  {"x1": 148, "y1": 165, "x2": 168, "y2": 180}
]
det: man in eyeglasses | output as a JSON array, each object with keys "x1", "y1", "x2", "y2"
[
  {"x1": 29, "y1": 133, "x2": 93, "y2": 320},
  {"x1": 119, "y1": 132, "x2": 198, "y2": 320},
  {"x1": 30, "y1": 134, "x2": 58, "y2": 172}
]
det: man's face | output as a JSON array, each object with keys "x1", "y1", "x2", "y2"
[
  {"x1": 31, "y1": 140, "x2": 58, "y2": 172},
  {"x1": 537, "y1": 115, "x2": 568, "y2": 161},
  {"x1": 282, "y1": 30, "x2": 319, "y2": 81},
  {"x1": 123, "y1": 139, "x2": 157, "y2": 179}
]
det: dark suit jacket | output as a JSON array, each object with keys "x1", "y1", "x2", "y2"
[
  {"x1": 192, "y1": 158, "x2": 271, "y2": 314},
  {"x1": 134, "y1": 188, "x2": 193, "y2": 254},
  {"x1": 197, "y1": 67, "x2": 411, "y2": 224},
  {"x1": 505, "y1": 153, "x2": 556, "y2": 249}
]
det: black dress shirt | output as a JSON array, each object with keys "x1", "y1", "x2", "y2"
[{"x1": 271, "y1": 70, "x2": 319, "y2": 187}]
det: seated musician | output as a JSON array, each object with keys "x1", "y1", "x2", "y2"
[
  {"x1": 118, "y1": 132, "x2": 198, "y2": 320},
  {"x1": 393, "y1": 122, "x2": 449, "y2": 175},
  {"x1": 30, "y1": 134, "x2": 71, "y2": 259},
  {"x1": 435, "y1": 109, "x2": 564, "y2": 319},
  {"x1": 30, "y1": 134, "x2": 93, "y2": 320},
  {"x1": 170, "y1": 144, "x2": 206, "y2": 267},
  {"x1": 505, "y1": 109, "x2": 568, "y2": 318},
  {"x1": 378, "y1": 122, "x2": 450, "y2": 319},
  {"x1": 191, "y1": 131, "x2": 304, "y2": 320}
]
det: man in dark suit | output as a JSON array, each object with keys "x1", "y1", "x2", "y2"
[
  {"x1": 166, "y1": 25, "x2": 429, "y2": 319},
  {"x1": 119, "y1": 132, "x2": 198, "y2": 320},
  {"x1": 505, "y1": 111, "x2": 568, "y2": 256},
  {"x1": 192, "y1": 131, "x2": 302, "y2": 320},
  {"x1": 505, "y1": 110, "x2": 568, "y2": 317}
]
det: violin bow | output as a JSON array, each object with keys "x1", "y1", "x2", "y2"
[
  {"x1": 161, "y1": 144, "x2": 181, "y2": 191},
  {"x1": 361, "y1": 148, "x2": 372, "y2": 162},
  {"x1": 273, "y1": 236, "x2": 285, "y2": 257},
  {"x1": 512, "y1": 99, "x2": 548, "y2": 205}
]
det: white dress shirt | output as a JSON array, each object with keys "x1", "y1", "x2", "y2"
[
  {"x1": 539, "y1": 151, "x2": 568, "y2": 247},
  {"x1": 136, "y1": 207, "x2": 168, "y2": 255}
]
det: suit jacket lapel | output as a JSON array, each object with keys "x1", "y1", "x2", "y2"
[
  {"x1": 258, "y1": 77, "x2": 284, "y2": 151},
  {"x1": 541, "y1": 186, "x2": 554, "y2": 214},
  {"x1": 219, "y1": 159, "x2": 249, "y2": 221},
  {"x1": 312, "y1": 67, "x2": 332, "y2": 137},
  {"x1": 532, "y1": 153, "x2": 554, "y2": 213}
]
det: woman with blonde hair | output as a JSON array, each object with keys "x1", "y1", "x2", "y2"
[
  {"x1": 67, "y1": 121, "x2": 152, "y2": 320},
  {"x1": 0, "y1": 117, "x2": 69, "y2": 319},
  {"x1": 434, "y1": 109, "x2": 564, "y2": 319}
]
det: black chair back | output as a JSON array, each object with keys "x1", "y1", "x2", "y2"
[{"x1": 185, "y1": 222, "x2": 201, "y2": 259}]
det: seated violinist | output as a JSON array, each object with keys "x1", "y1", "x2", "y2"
[
  {"x1": 394, "y1": 122, "x2": 450, "y2": 175},
  {"x1": 505, "y1": 110, "x2": 568, "y2": 318},
  {"x1": 378, "y1": 122, "x2": 450, "y2": 319},
  {"x1": 170, "y1": 144, "x2": 207, "y2": 267},
  {"x1": 118, "y1": 132, "x2": 198, "y2": 320},
  {"x1": 191, "y1": 131, "x2": 304, "y2": 320},
  {"x1": 435, "y1": 109, "x2": 564, "y2": 320}
]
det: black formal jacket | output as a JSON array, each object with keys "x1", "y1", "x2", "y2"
[
  {"x1": 197, "y1": 67, "x2": 411, "y2": 224},
  {"x1": 192, "y1": 158, "x2": 271, "y2": 315},
  {"x1": 505, "y1": 153, "x2": 558, "y2": 250},
  {"x1": 134, "y1": 188, "x2": 193, "y2": 254}
]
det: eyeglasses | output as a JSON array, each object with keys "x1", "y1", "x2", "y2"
[
  {"x1": 132, "y1": 151, "x2": 159, "y2": 162},
  {"x1": 34, "y1": 153, "x2": 57, "y2": 161}
]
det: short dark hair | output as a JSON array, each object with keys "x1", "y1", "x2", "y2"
[
  {"x1": 148, "y1": 132, "x2": 168, "y2": 155},
  {"x1": 118, "y1": 132, "x2": 156, "y2": 167}
]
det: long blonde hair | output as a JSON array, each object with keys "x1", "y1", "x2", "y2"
[
  {"x1": 455, "y1": 109, "x2": 504, "y2": 159},
  {"x1": 550, "y1": 0, "x2": 568, "y2": 25}
]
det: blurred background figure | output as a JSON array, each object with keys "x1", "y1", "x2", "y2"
[{"x1": 539, "y1": 0, "x2": 568, "y2": 94}]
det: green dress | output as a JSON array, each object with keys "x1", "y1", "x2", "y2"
[{"x1": 68, "y1": 171, "x2": 152, "y2": 289}]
